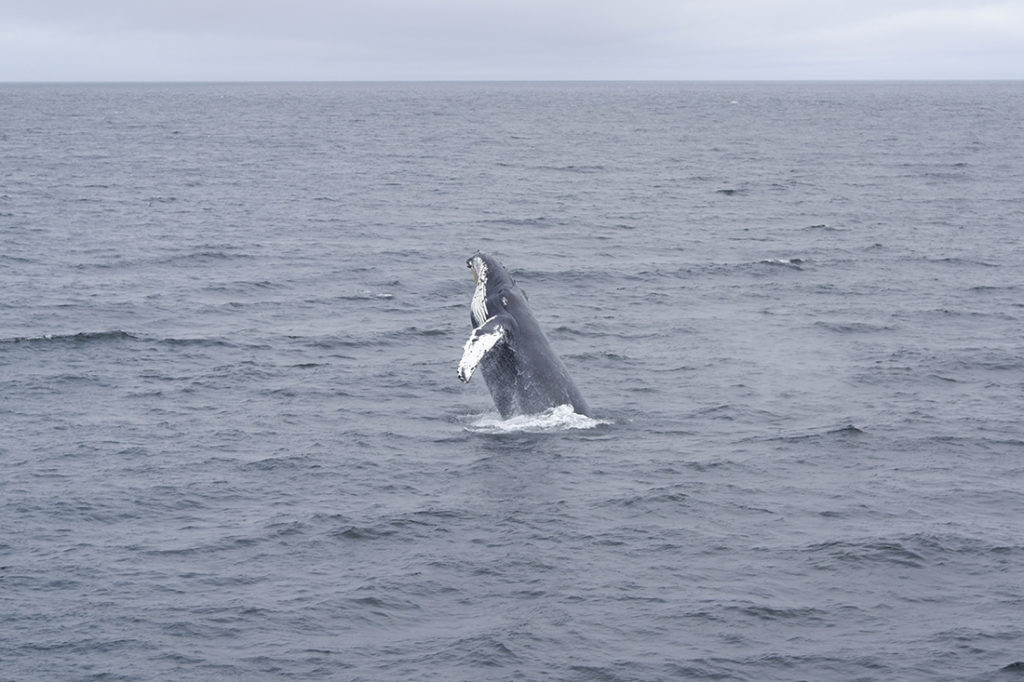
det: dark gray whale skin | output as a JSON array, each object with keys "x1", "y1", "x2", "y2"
[{"x1": 458, "y1": 252, "x2": 591, "y2": 418}]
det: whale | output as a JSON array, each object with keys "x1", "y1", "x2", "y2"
[{"x1": 457, "y1": 252, "x2": 591, "y2": 418}]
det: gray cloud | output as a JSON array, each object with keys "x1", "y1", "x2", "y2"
[{"x1": 2, "y1": 0, "x2": 1022, "y2": 80}]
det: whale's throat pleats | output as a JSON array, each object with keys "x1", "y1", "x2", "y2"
[{"x1": 471, "y1": 280, "x2": 488, "y2": 327}]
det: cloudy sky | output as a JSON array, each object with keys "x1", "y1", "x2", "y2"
[{"x1": 2, "y1": 0, "x2": 1022, "y2": 81}]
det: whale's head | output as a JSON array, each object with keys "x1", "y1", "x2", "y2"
[
  {"x1": 467, "y1": 252, "x2": 513, "y2": 327},
  {"x1": 467, "y1": 253, "x2": 489, "y2": 285},
  {"x1": 467, "y1": 252, "x2": 513, "y2": 287}
]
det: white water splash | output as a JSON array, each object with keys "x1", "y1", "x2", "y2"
[{"x1": 462, "y1": 404, "x2": 609, "y2": 433}]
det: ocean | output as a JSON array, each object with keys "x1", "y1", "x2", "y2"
[{"x1": 1, "y1": 81, "x2": 1022, "y2": 681}]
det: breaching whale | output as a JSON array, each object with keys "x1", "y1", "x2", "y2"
[{"x1": 457, "y1": 252, "x2": 590, "y2": 418}]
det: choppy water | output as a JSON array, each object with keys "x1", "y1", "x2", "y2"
[{"x1": 2, "y1": 81, "x2": 1023, "y2": 681}]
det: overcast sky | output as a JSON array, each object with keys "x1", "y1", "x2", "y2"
[{"x1": 2, "y1": 0, "x2": 1022, "y2": 81}]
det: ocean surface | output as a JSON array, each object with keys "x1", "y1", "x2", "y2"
[{"x1": 2, "y1": 81, "x2": 1023, "y2": 681}]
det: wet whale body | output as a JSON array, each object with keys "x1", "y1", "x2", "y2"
[{"x1": 458, "y1": 252, "x2": 591, "y2": 418}]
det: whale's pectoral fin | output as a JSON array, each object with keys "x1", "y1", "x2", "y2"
[{"x1": 458, "y1": 315, "x2": 510, "y2": 383}]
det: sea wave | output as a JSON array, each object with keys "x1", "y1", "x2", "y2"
[{"x1": 0, "y1": 330, "x2": 137, "y2": 345}]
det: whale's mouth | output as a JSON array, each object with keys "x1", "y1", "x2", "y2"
[{"x1": 468, "y1": 256, "x2": 487, "y2": 285}]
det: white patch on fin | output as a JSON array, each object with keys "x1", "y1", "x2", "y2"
[{"x1": 458, "y1": 318, "x2": 505, "y2": 383}]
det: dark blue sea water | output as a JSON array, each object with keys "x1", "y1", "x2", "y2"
[{"x1": 2, "y1": 81, "x2": 1023, "y2": 681}]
